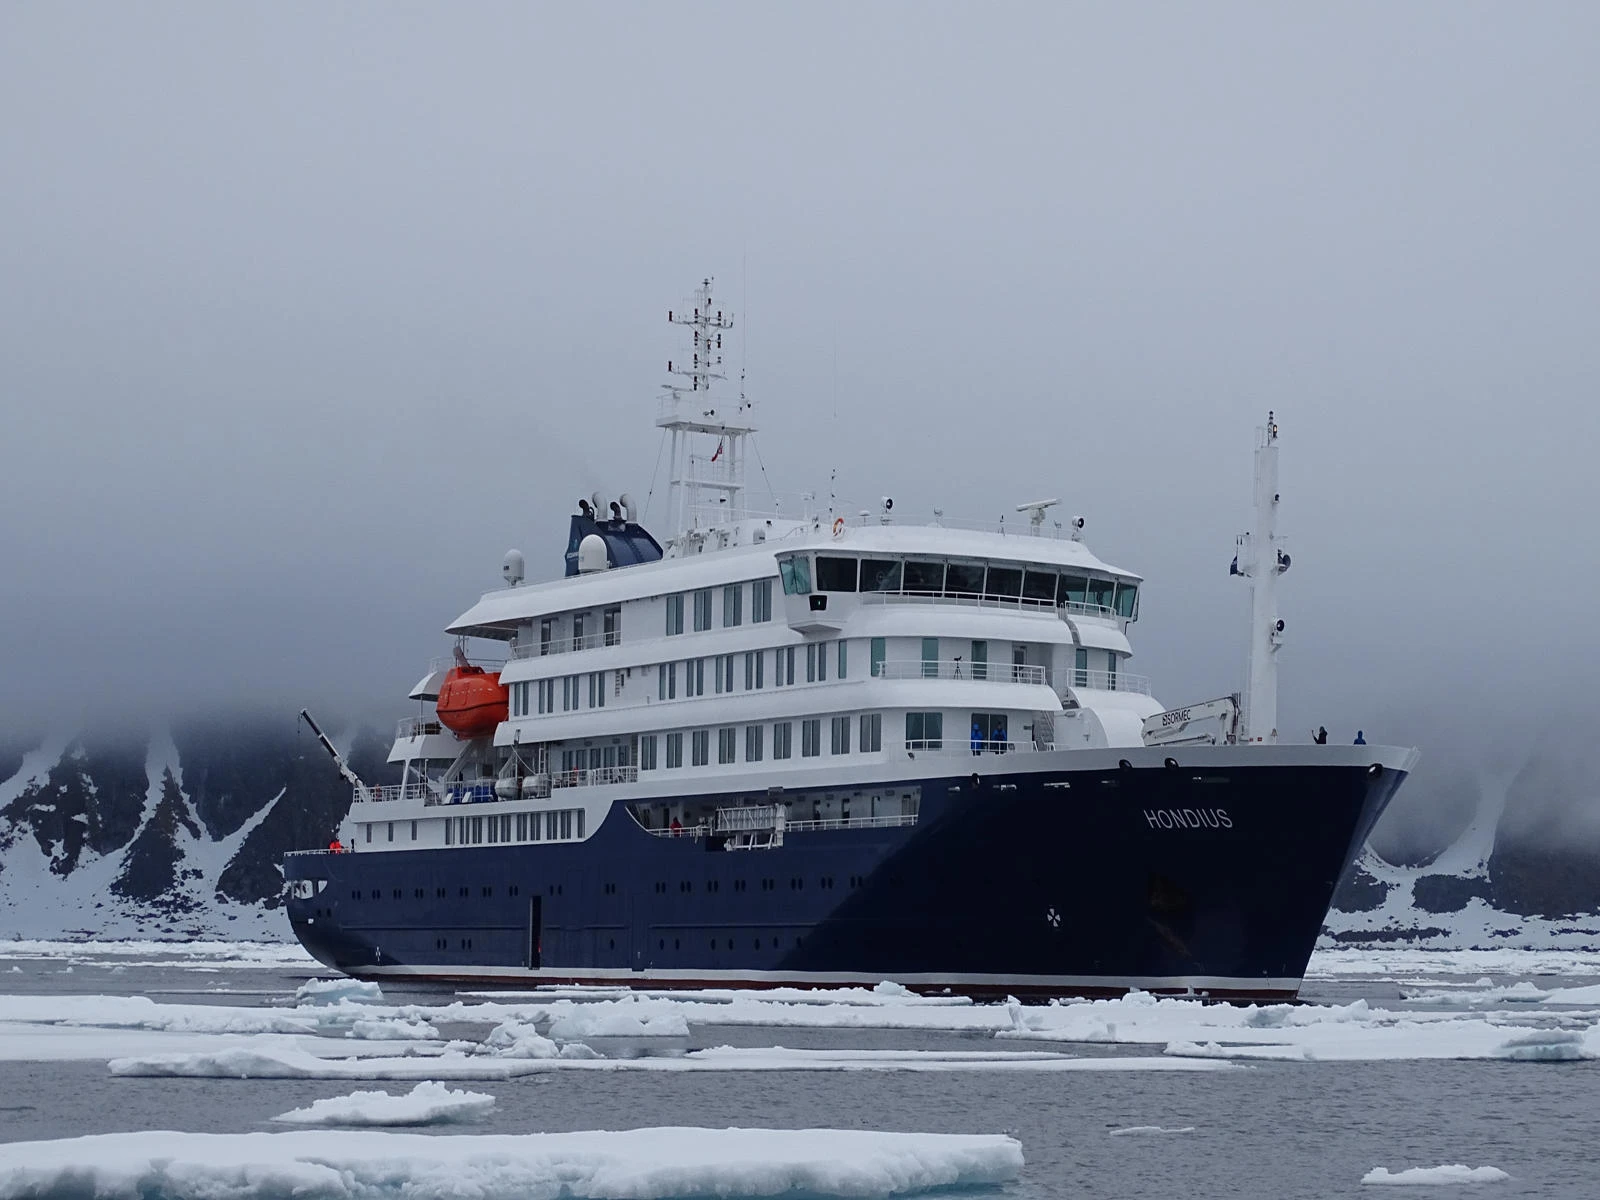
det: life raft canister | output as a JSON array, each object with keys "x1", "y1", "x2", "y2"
[{"x1": 436, "y1": 664, "x2": 509, "y2": 738}]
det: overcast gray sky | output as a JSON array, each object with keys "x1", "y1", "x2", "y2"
[{"x1": 3, "y1": 3, "x2": 1597, "y2": 833}]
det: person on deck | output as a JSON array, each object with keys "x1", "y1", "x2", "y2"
[
  {"x1": 1353, "y1": 730, "x2": 1366, "y2": 745},
  {"x1": 1313, "y1": 727, "x2": 1328, "y2": 745}
]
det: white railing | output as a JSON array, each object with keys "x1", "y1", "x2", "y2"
[
  {"x1": 782, "y1": 813, "x2": 918, "y2": 833},
  {"x1": 641, "y1": 811, "x2": 916, "y2": 839},
  {"x1": 906, "y1": 740, "x2": 1022, "y2": 755},
  {"x1": 873, "y1": 660, "x2": 1050, "y2": 686},
  {"x1": 1062, "y1": 669, "x2": 1152, "y2": 696},
  {"x1": 356, "y1": 782, "x2": 441, "y2": 805},
  {"x1": 395, "y1": 718, "x2": 445, "y2": 740},
  {"x1": 856, "y1": 592, "x2": 1122, "y2": 621},
  {"x1": 550, "y1": 764, "x2": 639, "y2": 789},
  {"x1": 429, "y1": 655, "x2": 507, "y2": 674},
  {"x1": 510, "y1": 630, "x2": 623, "y2": 659}
]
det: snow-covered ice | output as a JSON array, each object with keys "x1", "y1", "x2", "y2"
[
  {"x1": 297, "y1": 978, "x2": 385, "y2": 1006},
  {"x1": 109, "y1": 1042, "x2": 1233, "y2": 1079},
  {"x1": 546, "y1": 1009, "x2": 689, "y2": 1039},
  {"x1": 1361, "y1": 1164, "x2": 1510, "y2": 1185},
  {"x1": 273, "y1": 1081, "x2": 496, "y2": 1126},
  {"x1": 0, "y1": 1127, "x2": 1023, "y2": 1200}
]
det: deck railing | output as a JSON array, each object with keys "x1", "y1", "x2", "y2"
[
  {"x1": 510, "y1": 630, "x2": 623, "y2": 660},
  {"x1": 873, "y1": 660, "x2": 1050, "y2": 686},
  {"x1": 1062, "y1": 669, "x2": 1152, "y2": 696},
  {"x1": 395, "y1": 718, "x2": 444, "y2": 740}
]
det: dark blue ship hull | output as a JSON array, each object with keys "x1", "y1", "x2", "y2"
[{"x1": 283, "y1": 746, "x2": 1409, "y2": 1001}]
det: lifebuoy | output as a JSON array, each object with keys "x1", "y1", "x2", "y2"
[{"x1": 832, "y1": 517, "x2": 845, "y2": 537}]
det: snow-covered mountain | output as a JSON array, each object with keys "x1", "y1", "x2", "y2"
[
  {"x1": 0, "y1": 717, "x2": 394, "y2": 940},
  {"x1": 1, "y1": 715, "x2": 1597, "y2": 946}
]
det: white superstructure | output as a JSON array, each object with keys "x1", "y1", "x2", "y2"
[{"x1": 333, "y1": 280, "x2": 1296, "y2": 857}]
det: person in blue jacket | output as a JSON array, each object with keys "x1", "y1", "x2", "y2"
[{"x1": 1353, "y1": 730, "x2": 1366, "y2": 745}]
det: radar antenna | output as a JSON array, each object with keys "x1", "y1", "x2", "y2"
[{"x1": 1015, "y1": 498, "x2": 1061, "y2": 534}]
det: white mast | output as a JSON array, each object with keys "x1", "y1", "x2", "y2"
[
  {"x1": 1234, "y1": 412, "x2": 1288, "y2": 743},
  {"x1": 658, "y1": 278, "x2": 756, "y2": 549}
]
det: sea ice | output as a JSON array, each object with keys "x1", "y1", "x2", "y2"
[
  {"x1": 273, "y1": 1081, "x2": 496, "y2": 1126},
  {"x1": 1361, "y1": 1164, "x2": 1510, "y2": 1185},
  {"x1": 0, "y1": 1127, "x2": 1023, "y2": 1200},
  {"x1": 1107, "y1": 1125, "x2": 1196, "y2": 1136},
  {"x1": 546, "y1": 1010, "x2": 689, "y2": 1039},
  {"x1": 108, "y1": 1042, "x2": 1233, "y2": 1079},
  {"x1": 296, "y1": 977, "x2": 385, "y2": 1006},
  {"x1": 346, "y1": 1017, "x2": 439, "y2": 1041}
]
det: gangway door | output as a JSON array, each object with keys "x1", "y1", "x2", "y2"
[{"x1": 1141, "y1": 695, "x2": 1240, "y2": 747}]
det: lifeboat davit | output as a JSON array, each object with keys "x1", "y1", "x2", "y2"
[{"x1": 436, "y1": 663, "x2": 508, "y2": 738}]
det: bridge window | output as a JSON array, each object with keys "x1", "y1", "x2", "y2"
[
  {"x1": 1088, "y1": 576, "x2": 1115, "y2": 611},
  {"x1": 859, "y1": 558, "x2": 902, "y2": 592},
  {"x1": 1061, "y1": 575, "x2": 1089, "y2": 605},
  {"x1": 945, "y1": 561, "x2": 984, "y2": 597},
  {"x1": 984, "y1": 566, "x2": 1022, "y2": 600},
  {"x1": 816, "y1": 556, "x2": 858, "y2": 592},
  {"x1": 1022, "y1": 569, "x2": 1058, "y2": 604},
  {"x1": 903, "y1": 559, "x2": 944, "y2": 595},
  {"x1": 1115, "y1": 582, "x2": 1139, "y2": 620},
  {"x1": 779, "y1": 555, "x2": 812, "y2": 595}
]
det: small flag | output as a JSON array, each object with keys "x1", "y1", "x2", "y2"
[{"x1": 710, "y1": 439, "x2": 724, "y2": 462}]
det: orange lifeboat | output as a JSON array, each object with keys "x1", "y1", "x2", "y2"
[{"x1": 436, "y1": 662, "x2": 508, "y2": 738}]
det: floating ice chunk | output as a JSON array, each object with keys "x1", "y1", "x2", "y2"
[
  {"x1": 1361, "y1": 1164, "x2": 1510, "y2": 1185},
  {"x1": 547, "y1": 1010, "x2": 689, "y2": 1039},
  {"x1": 1493, "y1": 1030, "x2": 1592, "y2": 1062},
  {"x1": 0, "y1": 1127, "x2": 1023, "y2": 1200},
  {"x1": 296, "y1": 978, "x2": 385, "y2": 1006},
  {"x1": 873, "y1": 980, "x2": 914, "y2": 998},
  {"x1": 1108, "y1": 1125, "x2": 1195, "y2": 1136},
  {"x1": 346, "y1": 1017, "x2": 439, "y2": 1041},
  {"x1": 486, "y1": 1021, "x2": 561, "y2": 1059},
  {"x1": 273, "y1": 1081, "x2": 496, "y2": 1127}
]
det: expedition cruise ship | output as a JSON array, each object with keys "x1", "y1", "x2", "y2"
[{"x1": 283, "y1": 279, "x2": 1415, "y2": 1000}]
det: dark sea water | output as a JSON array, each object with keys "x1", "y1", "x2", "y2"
[{"x1": 1, "y1": 952, "x2": 1597, "y2": 1199}]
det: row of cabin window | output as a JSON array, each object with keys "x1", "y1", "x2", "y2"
[
  {"x1": 781, "y1": 554, "x2": 1139, "y2": 620},
  {"x1": 511, "y1": 672, "x2": 616, "y2": 717},
  {"x1": 363, "y1": 820, "x2": 421, "y2": 843},
  {"x1": 637, "y1": 713, "x2": 886, "y2": 770},
  {"x1": 443, "y1": 809, "x2": 585, "y2": 846},
  {"x1": 655, "y1": 641, "x2": 844, "y2": 700},
  {"x1": 665, "y1": 580, "x2": 775, "y2": 635}
]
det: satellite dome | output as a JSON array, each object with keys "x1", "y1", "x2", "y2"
[{"x1": 577, "y1": 533, "x2": 609, "y2": 573}]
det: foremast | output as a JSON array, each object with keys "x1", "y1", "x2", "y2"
[
  {"x1": 1234, "y1": 412, "x2": 1288, "y2": 743},
  {"x1": 658, "y1": 278, "x2": 756, "y2": 550}
]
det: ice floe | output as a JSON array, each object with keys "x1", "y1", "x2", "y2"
[
  {"x1": 109, "y1": 1042, "x2": 1232, "y2": 1079},
  {"x1": 0, "y1": 1127, "x2": 1023, "y2": 1199},
  {"x1": 1361, "y1": 1164, "x2": 1510, "y2": 1185},
  {"x1": 296, "y1": 977, "x2": 385, "y2": 1006},
  {"x1": 998, "y1": 990, "x2": 1600, "y2": 1062},
  {"x1": 546, "y1": 1009, "x2": 689, "y2": 1039},
  {"x1": 273, "y1": 1081, "x2": 496, "y2": 1126},
  {"x1": 1107, "y1": 1125, "x2": 1195, "y2": 1136}
]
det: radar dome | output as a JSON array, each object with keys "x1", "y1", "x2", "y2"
[
  {"x1": 577, "y1": 533, "x2": 609, "y2": 574},
  {"x1": 501, "y1": 549, "x2": 525, "y2": 586}
]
